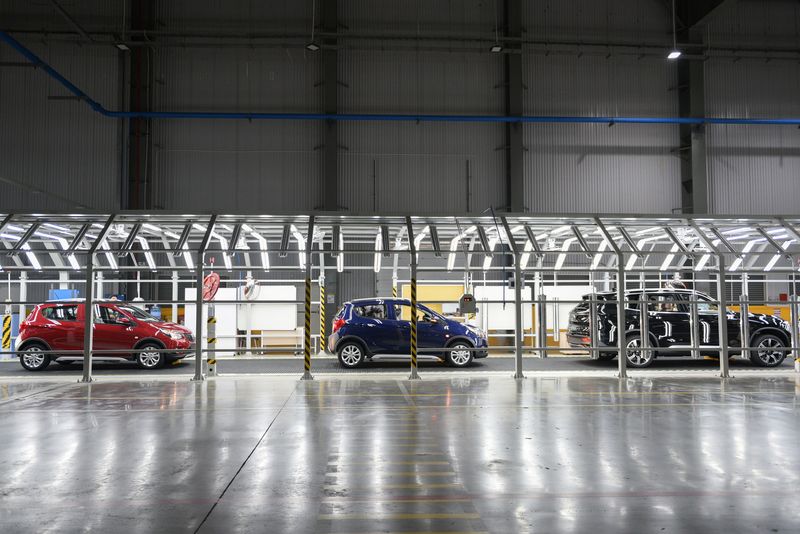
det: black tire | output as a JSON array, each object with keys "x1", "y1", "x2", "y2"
[
  {"x1": 597, "y1": 352, "x2": 616, "y2": 361},
  {"x1": 625, "y1": 334, "x2": 654, "y2": 368},
  {"x1": 19, "y1": 342, "x2": 51, "y2": 371},
  {"x1": 337, "y1": 341, "x2": 365, "y2": 368},
  {"x1": 445, "y1": 341, "x2": 474, "y2": 367},
  {"x1": 136, "y1": 343, "x2": 165, "y2": 370},
  {"x1": 749, "y1": 333, "x2": 787, "y2": 367}
]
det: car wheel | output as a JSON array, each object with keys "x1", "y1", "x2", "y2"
[
  {"x1": 446, "y1": 342, "x2": 473, "y2": 367},
  {"x1": 598, "y1": 352, "x2": 616, "y2": 361},
  {"x1": 20, "y1": 343, "x2": 51, "y2": 371},
  {"x1": 749, "y1": 333, "x2": 787, "y2": 367},
  {"x1": 136, "y1": 343, "x2": 165, "y2": 370},
  {"x1": 625, "y1": 334, "x2": 654, "y2": 368},
  {"x1": 337, "y1": 342, "x2": 365, "y2": 368}
]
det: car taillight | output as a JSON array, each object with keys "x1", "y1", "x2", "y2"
[{"x1": 333, "y1": 318, "x2": 345, "y2": 333}]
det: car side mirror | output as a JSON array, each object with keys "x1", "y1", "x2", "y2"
[{"x1": 117, "y1": 317, "x2": 134, "y2": 326}]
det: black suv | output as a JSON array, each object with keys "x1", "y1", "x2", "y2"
[{"x1": 567, "y1": 288, "x2": 791, "y2": 368}]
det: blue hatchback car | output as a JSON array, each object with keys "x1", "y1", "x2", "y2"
[{"x1": 328, "y1": 298, "x2": 489, "y2": 368}]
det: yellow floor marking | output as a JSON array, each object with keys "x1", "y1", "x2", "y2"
[
  {"x1": 326, "y1": 471, "x2": 456, "y2": 476},
  {"x1": 305, "y1": 390, "x2": 796, "y2": 397},
  {"x1": 318, "y1": 512, "x2": 479, "y2": 520},
  {"x1": 331, "y1": 451, "x2": 449, "y2": 460},
  {"x1": 323, "y1": 483, "x2": 463, "y2": 491},
  {"x1": 328, "y1": 461, "x2": 450, "y2": 466}
]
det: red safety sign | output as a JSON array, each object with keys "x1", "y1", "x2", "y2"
[{"x1": 203, "y1": 272, "x2": 220, "y2": 301}]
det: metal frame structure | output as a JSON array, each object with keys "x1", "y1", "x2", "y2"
[{"x1": 1, "y1": 211, "x2": 799, "y2": 381}]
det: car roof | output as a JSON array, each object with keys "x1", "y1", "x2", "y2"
[
  {"x1": 595, "y1": 288, "x2": 707, "y2": 296},
  {"x1": 346, "y1": 297, "x2": 413, "y2": 305}
]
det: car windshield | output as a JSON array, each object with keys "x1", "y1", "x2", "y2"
[{"x1": 117, "y1": 305, "x2": 159, "y2": 322}]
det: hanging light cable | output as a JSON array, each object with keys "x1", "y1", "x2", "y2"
[{"x1": 667, "y1": 0, "x2": 682, "y2": 59}]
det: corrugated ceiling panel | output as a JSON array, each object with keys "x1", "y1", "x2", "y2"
[
  {"x1": 523, "y1": 54, "x2": 680, "y2": 213},
  {"x1": 706, "y1": 0, "x2": 800, "y2": 47},
  {"x1": 705, "y1": 59, "x2": 800, "y2": 214},
  {"x1": 0, "y1": 39, "x2": 121, "y2": 210},
  {"x1": 151, "y1": 47, "x2": 321, "y2": 211}
]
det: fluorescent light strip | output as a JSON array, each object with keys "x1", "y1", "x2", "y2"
[
  {"x1": 373, "y1": 232, "x2": 383, "y2": 273},
  {"x1": 102, "y1": 241, "x2": 117, "y2": 270},
  {"x1": 659, "y1": 244, "x2": 678, "y2": 271},
  {"x1": 554, "y1": 237, "x2": 577, "y2": 271},
  {"x1": 337, "y1": 231, "x2": 344, "y2": 273},
  {"x1": 22, "y1": 243, "x2": 41, "y2": 271},
  {"x1": 137, "y1": 237, "x2": 157, "y2": 271},
  {"x1": 590, "y1": 240, "x2": 608, "y2": 270},
  {"x1": 183, "y1": 243, "x2": 194, "y2": 270},
  {"x1": 482, "y1": 237, "x2": 498, "y2": 270}
]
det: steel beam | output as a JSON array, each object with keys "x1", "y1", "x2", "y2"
[
  {"x1": 322, "y1": 0, "x2": 338, "y2": 211},
  {"x1": 503, "y1": 0, "x2": 524, "y2": 212},
  {"x1": 406, "y1": 216, "x2": 420, "y2": 380}
]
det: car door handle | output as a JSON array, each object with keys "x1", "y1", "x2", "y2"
[{"x1": 367, "y1": 324, "x2": 376, "y2": 327}]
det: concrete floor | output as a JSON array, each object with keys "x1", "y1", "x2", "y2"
[
  {"x1": 0, "y1": 375, "x2": 799, "y2": 533},
  {"x1": 0, "y1": 353, "x2": 793, "y2": 377}
]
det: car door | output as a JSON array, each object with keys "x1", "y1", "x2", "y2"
[
  {"x1": 694, "y1": 294, "x2": 738, "y2": 348},
  {"x1": 646, "y1": 293, "x2": 691, "y2": 348},
  {"x1": 92, "y1": 304, "x2": 136, "y2": 354},
  {"x1": 40, "y1": 304, "x2": 83, "y2": 354},
  {"x1": 350, "y1": 303, "x2": 396, "y2": 354},
  {"x1": 390, "y1": 303, "x2": 447, "y2": 354}
]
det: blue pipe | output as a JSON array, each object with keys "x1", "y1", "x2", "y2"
[{"x1": 3, "y1": 30, "x2": 800, "y2": 126}]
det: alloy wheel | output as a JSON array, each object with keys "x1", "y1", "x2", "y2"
[
  {"x1": 626, "y1": 337, "x2": 653, "y2": 367},
  {"x1": 340, "y1": 345, "x2": 362, "y2": 366},
  {"x1": 22, "y1": 346, "x2": 46, "y2": 369},
  {"x1": 449, "y1": 344, "x2": 472, "y2": 366},
  {"x1": 139, "y1": 350, "x2": 162, "y2": 368},
  {"x1": 756, "y1": 337, "x2": 784, "y2": 366}
]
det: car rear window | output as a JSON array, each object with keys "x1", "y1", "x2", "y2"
[
  {"x1": 353, "y1": 304, "x2": 386, "y2": 319},
  {"x1": 41, "y1": 305, "x2": 78, "y2": 321}
]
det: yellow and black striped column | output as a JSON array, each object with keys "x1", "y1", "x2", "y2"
[
  {"x1": 409, "y1": 275, "x2": 419, "y2": 379},
  {"x1": 2, "y1": 315, "x2": 11, "y2": 351},
  {"x1": 206, "y1": 309, "x2": 217, "y2": 376},
  {"x1": 319, "y1": 279, "x2": 326, "y2": 353},
  {"x1": 392, "y1": 282, "x2": 397, "y2": 298},
  {"x1": 302, "y1": 276, "x2": 313, "y2": 379}
]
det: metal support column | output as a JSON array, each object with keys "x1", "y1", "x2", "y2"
[
  {"x1": 513, "y1": 255, "x2": 525, "y2": 379},
  {"x1": 739, "y1": 292, "x2": 750, "y2": 361},
  {"x1": 791, "y1": 272, "x2": 799, "y2": 372},
  {"x1": 207, "y1": 305, "x2": 217, "y2": 376},
  {"x1": 192, "y1": 258, "x2": 205, "y2": 382},
  {"x1": 639, "y1": 298, "x2": 650, "y2": 356},
  {"x1": 537, "y1": 293, "x2": 547, "y2": 358},
  {"x1": 690, "y1": 295, "x2": 701, "y2": 359},
  {"x1": 318, "y1": 274, "x2": 327, "y2": 354},
  {"x1": 80, "y1": 253, "x2": 95, "y2": 383},
  {"x1": 716, "y1": 255, "x2": 731, "y2": 378},
  {"x1": 301, "y1": 216, "x2": 315, "y2": 380},
  {"x1": 193, "y1": 215, "x2": 216, "y2": 383},
  {"x1": 406, "y1": 217, "x2": 419, "y2": 380},
  {"x1": 321, "y1": 0, "x2": 338, "y2": 211},
  {"x1": 593, "y1": 217, "x2": 626, "y2": 377},
  {"x1": 616, "y1": 255, "x2": 627, "y2": 378}
]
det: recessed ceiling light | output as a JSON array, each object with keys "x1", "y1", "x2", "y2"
[
  {"x1": 667, "y1": 50, "x2": 681, "y2": 60},
  {"x1": 306, "y1": 42, "x2": 320, "y2": 52},
  {"x1": 115, "y1": 42, "x2": 130, "y2": 51},
  {"x1": 490, "y1": 44, "x2": 503, "y2": 53}
]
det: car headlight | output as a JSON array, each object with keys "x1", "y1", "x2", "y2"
[
  {"x1": 780, "y1": 320, "x2": 791, "y2": 331},
  {"x1": 160, "y1": 329, "x2": 185, "y2": 340},
  {"x1": 467, "y1": 325, "x2": 485, "y2": 338}
]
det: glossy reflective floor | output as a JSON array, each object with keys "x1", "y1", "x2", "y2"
[{"x1": 1, "y1": 374, "x2": 799, "y2": 533}]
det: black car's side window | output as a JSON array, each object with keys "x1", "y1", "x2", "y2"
[
  {"x1": 354, "y1": 305, "x2": 386, "y2": 320},
  {"x1": 647, "y1": 294, "x2": 688, "y2": 313}
]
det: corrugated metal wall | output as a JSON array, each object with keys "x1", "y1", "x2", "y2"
[
  {"x1": 151, "y1": 46, "x2": 321, "y2": 211},
  {"x1": 523, "y1": 54, "x2": 681, "y2": 213},
  {"x1": 339, "y1": 49, "x2": 505, "y2": 213},
  {"x1": 0, "y1": 39, "x2": 121, "y2": 210},
  {"x1": 705, "y1": 60, "x2": 800, "y2": 214}
]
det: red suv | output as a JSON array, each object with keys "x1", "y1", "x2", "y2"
[{"x1": 17, "y1": 301, "x2": 194, "y2": 371}]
